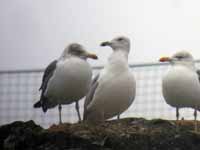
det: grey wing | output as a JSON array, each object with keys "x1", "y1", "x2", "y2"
[
  {"x1": 83, "y1": 74, "x2": 99, "y2": 120},
  {"x1": 33, "y1": 60, "x2": 57, "y2": 112},
  {"x1": 196, "y1": 69, "x2": 200, "y2": 112},
  {"x1": 39, "y1": 60, "x2": 58, "y2": 91},
  {"x1": 197, "y1": 70, "x2": 200, "y2": 82}
]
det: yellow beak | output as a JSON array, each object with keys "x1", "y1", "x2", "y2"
[{"x1": 85, "y1": 53, "x2": 98, "y2": 59}]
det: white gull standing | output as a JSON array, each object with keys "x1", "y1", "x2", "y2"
[
  {"x1": 159, "y1": 50, "x2": 200, "y2": 131},
  {"x1": 83, "y1": 36, "x2": 136, "y2": 123},
  {"x1": 34, "y1": 43, "x2": 98, "y2": 124}
]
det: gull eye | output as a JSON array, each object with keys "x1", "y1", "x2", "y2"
[
  {"x1": 75, "y1": 49, "x2": 84, "y2": 54},
  {"x1": 117, "y1": 38, "x2": 123, "y2": 41},
  {"x1": 175, "y1": 55, "x2": 184, "y2": 59},
  {"x1": 69, "y1": 49, "x2": 83, "y2": 56}
]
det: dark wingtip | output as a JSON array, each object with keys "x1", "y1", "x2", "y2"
[
  {"x1": 34, "y1": 101, "x2": 48, "y2": 113},
  {"x1": 33, "y1": 101, "x2": 41, "y2": 108}
]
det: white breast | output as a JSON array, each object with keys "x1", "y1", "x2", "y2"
[
  {"x1": 162, "y1": 65, "x2": 200, "y2": 108},
  {"x1": 87, "y1": 51, "x2": 136, "y2": 120},
  {"x1": 46, "y1": 57, "x2": 92, "y2": 104}
]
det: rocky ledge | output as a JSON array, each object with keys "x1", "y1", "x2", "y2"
[{"x1": 1, "y1": 118, "x2": 200, "y2": 150}]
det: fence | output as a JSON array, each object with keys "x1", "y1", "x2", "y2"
[{"x1": 0, "y1": 61, "x2": 199, "y2": 128}]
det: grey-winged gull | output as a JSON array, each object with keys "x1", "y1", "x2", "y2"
[
  {"x1": 159, "y1": 50, "x2": 200, "y2": 131},
  {"x1": 34, "y1": 43, "x2": 98, "y2": 124},
  {"x1": 83, "y1": 36, "x2": 136, "y2": 123}
]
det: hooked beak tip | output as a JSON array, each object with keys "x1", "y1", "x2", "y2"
[
  {"x1": 100, "y1": 41, "x2": 111, "y2": 47},
  {"x1": 86, "y1": 53, "x2": 98, "y2": 59}
]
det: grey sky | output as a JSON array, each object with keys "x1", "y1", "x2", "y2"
[{"x1": 1, "y1": 0, "x2": 200, "y2": 70}]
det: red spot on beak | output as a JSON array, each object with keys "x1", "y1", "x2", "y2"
[
  {"x1": 86, "y1": 53, "x2": 98, "y2": 59},
  {"x1": 159, "y1": 57, "x2": 171, "y2": 62}
]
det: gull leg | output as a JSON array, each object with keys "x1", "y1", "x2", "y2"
[
  {"x1": 117, "y1": 114, "x2": 120, "y2": 120},
  {"x1": 103, "y1": 111, "x2": 105, "y2": 122},
  {"x1": 75, "y1": 101, "x2": 81, "y2": 122},
  {"x1": 102, "y1": 109, "x2": 105, "y2": 122},
  {"x1": 58, "y1": 104, "x2": 62, "y2": 124},
  {"x1": 194, "y1": 107, "x2": 198, "y2": 132},
  {"x1": 176, "y1": 107, "x2": 179, "y2": 131},
  {"x1": 176, "y1": 107, "x2": 179, "y2": 121}
]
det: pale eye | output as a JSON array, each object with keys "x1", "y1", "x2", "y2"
[{"x1": 75, "y1": 49, "x2": 82, "y2": 53}]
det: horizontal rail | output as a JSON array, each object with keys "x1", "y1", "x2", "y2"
[
  {"x1": 0, "y1": 69, "x2": 44, "y2": 74},
  {"x1": 0, "y1": 59, "x2": 200, "y2": 74}
]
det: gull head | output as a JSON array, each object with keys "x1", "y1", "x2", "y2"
[
  {"x1": 159, "y1": 50, "x2": 194, "y2": 66},
  {"x1": 100, "y1": 36, "x2": 130, "y2": 52},
  {"x1": 61, "y1": 43, "x2": 98, "y2": 60}
]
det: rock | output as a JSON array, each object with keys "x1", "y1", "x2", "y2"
[
  {"x1": 0, "y1": 118, "x2": 200, "y2": 150},
  {"x1": 0, "y1": 120, "x2": 42, "y2": 150}
]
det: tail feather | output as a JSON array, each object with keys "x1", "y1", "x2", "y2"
[{"x1": 42, "y1": 104, "x2": 48, "y2": 113}]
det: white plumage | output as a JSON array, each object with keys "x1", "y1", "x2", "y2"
[
  {"x1": 46, "y1": 57, "x2": 92, "y2": 103},
  {"x1": 162, "y1": 65, "x2": 200, "y2": 108},
  {"x1": 160, "y1": 50, "x2": 200, "y2": 131},
  {"x1": 34, "y1": 43, "x2": 98, "y2": 124},
  {"x1": 84, "y1": 36, "x2": 136, "y2": 122}
]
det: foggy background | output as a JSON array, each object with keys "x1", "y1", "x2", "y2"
[
  {"x1": 1, "y1": 0, "x2": 200, "y2": 70},
  {"x1": 1, "y1": 0, "x2": 200, "y2": 126}
]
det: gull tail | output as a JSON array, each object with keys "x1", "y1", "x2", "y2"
[
  {"x1": 33, "y1": 98, "x2": 48, "y2": 113},
  {"x1": 33, "y1": 101, "x2": 41, "y2": 108}
]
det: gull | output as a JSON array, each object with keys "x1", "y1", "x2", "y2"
[
  {"x1": 33, "y1": 43, "x2": 98, "y2": 124},
  {"x1": 159, "y1": 50, "x2": 200, "y2": 131},
  {"x1": 83, "y1": 36, "x2": 136, "y2": 123}
]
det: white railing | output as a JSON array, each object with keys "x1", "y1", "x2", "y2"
[{"x1": 0, "y1": 61, "x2": 199, "y2": 128}]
